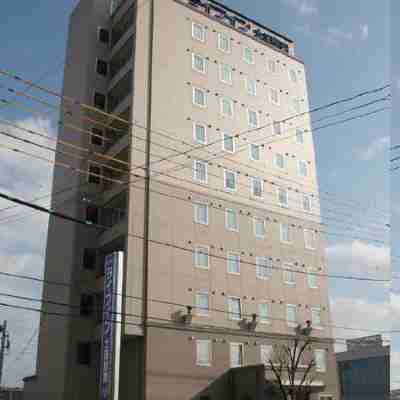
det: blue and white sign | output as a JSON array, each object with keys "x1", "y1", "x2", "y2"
[{"x1": 100, "y1": 252, "x2": 124, "y2": 400}]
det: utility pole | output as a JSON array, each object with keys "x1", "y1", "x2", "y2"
[{"x1": 0, "y1": 321, "x2": 10, "y2": 387}]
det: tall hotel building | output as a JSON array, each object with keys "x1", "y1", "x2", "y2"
[{"x1": 24, "y1": 0, "x2": 340, "y2": 399}]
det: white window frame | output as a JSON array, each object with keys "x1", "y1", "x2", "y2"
[
  {"x1": 247, "y1": 108, "x2": 259, "y2": 129},
  {"x1": 254, "y1": 217, "x2": 266, "y2": 239},
  {"x1": 230, "y1": 342, "x2": 244, "y2": 368},
  {"x1": 192, "y1": 21, "x2": 206, "y2": 42},
  {"x1": 194, "y1": 246, "x2": 210, "y2": 270},
  {"x1": 311, "y1": 307, "x2": 323, "y2": 329},
  {"x1": 289, "y1": 68, "x2": 298, "y2": 83},
  {"x1": 307, "y1": 269, "x2": 318, "y2": 289},
  {"x1": 224, "y1": 169, "x2": 237, "y2": 192},
  {"x1": 243, "y1": 47, "x2": 255, "y2": 64},
  {"x1": 298, "y1": 160, "x2": 308, "y2": 177},
  {"x1": 314, "y1": 349, "x2": 327, "y2": 372},
  {"x1": 218, "y1": 32, "x2": 231, "y2": 53},
  {"x1": 225, "y1": 208, "x2": 239, "y2": 232},
  {"x1": 256, "y1": 256, "x2": 272, "y2": 280},
  {"x1": 221, "y1": 132, "x2": 236, "y2": 153},
  {"x1": 194, "y1": 201, "x2": 209, "y2": 225},
  {"x1": 286, "y1": 304, "x2": 297, "y2": 327},
  {"x1": 260, "y1": 344, "x2": 273, "y2": 365},
  {"x1": 273, "y1": 120, "x2": 282, "y2": 136},
  {"x1": 196, "y1": 339, "x2": 211, "y2": 367},
  {"x1": 193, "y1": 122, "x2": 207, "y2": 144},
  {"x1": 296, "y1": 128, "x2": 305, "y2": 144},
  {"x1": 250, "y1": 177, "x2": 264, "y2": 199},
  {"x1": 258, "y1": 303, "x2": 270, "y2": 324},
  {"x1": 227, "y1": 252, "x2": 241, "y2": 275},
  {"x1": 280, "y1": 223, "x2": 291, "y2": 244},
  {"x1": 220, "y1": 97, "x2": 234, "y2": 118},
  {"x1": 269, "y1": 87, "x2": 280, "y2": 105},
  {"x1": 304, "y1": 229, "x2": 317, "y2": 250},
  {"x1": 267, "y1": 59, "x2": 277, "y2": 73},
  {"x1": 283, "y1": 263, "x2": 296, "y2": 286},
  {"x1": 249, "y1": 143, "x2": 261, "y2": 161},
  {"x1": 219, "y1": 63, "x2": 233, "y2": 85},
  {"x1": 196, "y1": 290, "x2": 210, "y2": 317},
  {"x1": 274, "y1": 153, "x2": 287, "y2": 169},
  {"x1": 277, "y1": 188, "x2": 289, "y2": 208},
  {"x1": 246, "y1": 78, "x2": 257, "y2": 96},
  {"x1": 303, "y1": 195, "x2": 312, "y2": 212},
  {"x1": 192, "y1": 87, "x2": 207, "y2": 108},
  {"x1": 193, "y1": 160, "x2": 208, "y2": 184},
  {"x1": 192, "y1": 53, "x2": 207, "y2": 74},
  {"x1": 292, "y1": 97, "x2": 301, "y2": 113},
  {"x1": 228, "y1": 296, "x2": 242, "y2": 321}
]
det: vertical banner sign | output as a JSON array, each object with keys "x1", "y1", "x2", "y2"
[{"x1": 100, "y1": 252, "x2": 124, "y2": 400}]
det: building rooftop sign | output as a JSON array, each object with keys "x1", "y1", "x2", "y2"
[{"x1": 185, "y1": 0, "x2": 294, "y2": 55}]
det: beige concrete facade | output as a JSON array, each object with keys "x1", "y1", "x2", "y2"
[{"x1": 25, "y1": 0, "x2": 340, "y2": 399}]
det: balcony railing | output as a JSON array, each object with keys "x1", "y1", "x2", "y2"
[{"x1": 109, "y1": 35, "x2": 134, "y2": 80}]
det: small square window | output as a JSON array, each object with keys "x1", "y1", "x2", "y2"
[
  {"x1": 196, "y1": 340, "x2": 211, "y2": 366},
  {"x1": 194, "y1": 202, "x2": 209, "y2": 225},
  {"x1": 227, "y1": 252, "x2": 240, "y2": 274},
  {"x1": 286, "y1": 304, "x2": 297, "y2": 326},
  {"x1": 98, "y1": 28, "x2": 110, "y2": 44},
  {"x1": 225, "y1": 208, "x2": 239, "y2": 232},
  {"x1": 258, "y1": 303, "x2": 270, "y2": 323},
  {"x1": 94, "y1": 92, "x2": 106, "y2": 110},
  {"x1": 278, "y1": 188, "x2": 289, "y2": 208},
  {"x1": 246, "y1": 78, "x2": 257, "y2": 96},
  {"x1": 289, "y1": 69, "x2": 297, "y2": 83},
  {"x1": 222, "y1": 132, "x2": 235, "y2": 153},
  {"x1": 224, "y1": 169, "x2": 237, "y2": 192},
  {"x1": 268, "y1": 59, "x2": 277, "y2": 73},
  {"x1": 193, "y1": 87, "x2": 207, "y2": 108},
  {"x1": 298, "y1": 160, "x2": 308, "y2": 177},
  {"x1": 311, "y1": 308, "x2": 322, "y2": 328},
  {"x1": 230, "y1": 343, "x2": 244, "y2": 367},
  {"x1": 218, "y1": 32, "x2": 231, "y2": 53},
  {"x1": 273, "y1": 121, "x2": 282, "y2": 136},
  {"x1": 269, "y1": 88, "x2": 280, "y2": 105},
  {"x1": 296, "y1": 129, "x2": 305, "y2": 144},
  {"x1": 91, "y1": 127, "x2": 104, "y2": 146},
  {"x1": 192, "y1": 22, "x2": 206, "y2": 42},
  {"x1": 254, "y1": 217, "x2": 266, "y2": 238},
  {"x1": 193, "y1": 160, "x2": 208, "y2": 184},
  {"x1": 249, "y1": 144, "x2": 261, "y2": 161},
  {"x1": 256, "y1": 256, "x2": 272, "y2": 280},
  {"x1": 228, "y1": 297, "x2": 242, "y2": 320},
  {"x1": 192, "y1": 54, "x2": 207, "y2": 74},
  {"x1": 196, "y1": 291, "x2": 209, "y2": 316},
  {"x1": 274, "y1": 153, "x2": 286, "y2": 169},
  {"x1": 251, "y1": 177, "x2": 263, "y2": 198},
  {"x1": 303, "y1": 195, "x2": 312, "y2": 212},
  {"x1": 308, "y1": 270, "x2": 318, "y2": 289},
  {"x1": 280, "y1": 223, "x2": 291, "y2": 243},
  {"x1": 283, "y1": 263, "x2": 296, "y2": 285},
  {"x1": 220, "y1": 64, "x2": 233, "y2": 84},
  {"x1": 194, "y1": 247, "x2": 209, "y2": 269},
  {"x1": 304, "y1": 229, "x2": 316, "y2": 250},
  {"x1": 247, "y1": 109, "x2": 259, "y2": 128},
  {"x1": 96, "y1": 59, "x2": 108, "y2": 76},
  {"x1": 243, "y1": 47, "x2": 255, "y2": 64},
  {"x1": 220, "y1": 97, "x2": 234, "y2": 117},
  {"x1": 193, "y1": 123, "x2": 207, "y2": 144}
]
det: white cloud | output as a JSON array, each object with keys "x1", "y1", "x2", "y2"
[
  {"x1": 281, "y1": 0, "x2": 318, "y2": 16},
  {"x1": 323, "y1": 26, "x2": 354, "y2": 47},
  {"x1": 360, "y1": 24, "x2": 369, "y2": 40},
  {"x1": 0, "y1": 116, "x2": 55, "y2": 387},
  {"x1": 357, "y1": 136, "x2": 389, "y2": 161}
]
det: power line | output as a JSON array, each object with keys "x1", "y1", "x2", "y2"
[
  {"x1": 0, "y1": 142, "x2": 389, "y2": 244},
  {"x1": 0, "y1": 190, "x2": 390, "y2": 283}
]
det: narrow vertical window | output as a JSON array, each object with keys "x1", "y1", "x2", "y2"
[
  {"x1": 307, "y1": 270, "x2": 318, "y2": 289},
  {"x1": 224, "y1": 169, "x2": 237, "y2": 192},
  {"x1": 303, "y1": 195, "x2": 312, "y2": 212},
  {"x1": 304, "y1": 229, "x2": 317, "y2": 250},
  {"x1": 269, "y1": 88, "x2": 280, "y2": 105},
  {"x1": 286, "y1": 304, "x2": 297, "y2": 326},
  {"x1": 194, "y1": 247, "x2": 209, "y2": 269},
  {"x1": 247, "y1": 109, "x2": 259, "y2": 128},
  {"x1": 192, "y1": 22, "x2": 206, "y2": 42},
  {"x1": 220, "y1": 97, "x2": 234, "y2": 117},
  {"x1": 251, "y1": 177, "x2": 263, "y2": 198},
  {"x1": 280, "y1": 223, "x2": 291, "y2": 243},
  {"x1": 256, "y1": 256, "x2": 272, "y2": 280},
  {"x1": 193, "y1": 87, "x2": 207, "y2": 107},
  {"x1": 283, "y1": 263, "x2": 296, "y2": 286},
  {"x1": 192, "y1": 53, "x2": 207, "y2": 74},
  {"x1": 227, "y1": 252, "x2": 240, "y2": 274},
  {"x1": 296, "y1": 128, "x2": 304, "y2": 144},
  {"x1": 196, "y1": 340, "x2": 211, "y2": 366},
  {"x1": 218, "y1": 32, "x2": 231, "y2": 53},
  {"x1": 222, "y1": 132, "x2": 235, "y2": 153},
  {"x1": 258, "y1": 303, "x2": 270, "y2": 324},
  {"x1": 196, "y1": 291, "x2": 210, "y2": 316},
  {"x1": 298, "y1": 160, "x2": 308, "y2": 177},
  {"x1": 249, "y1": 144, "x2": 261, "y2": 161},
  {"x1": 254, "y1": 217, "x2": 266, "y2": 238},
  {"x1": 193, "y1": 160, "x2": 208, "y2": 184},
  {"x1": 193, "y1": 123, "x2": 207, "y2": 144},
  {"x1": 228, "y1": 297, "x2": 242, "y2": 320},
  {"x1": 230, "y1": 343, "x2": 244, "y2": 367},
  {"x1": 246, "y1": 78, "x2": 257, "y2": 96},
  {"x1": 225, "y1": 208, "x2": 239, "y2": 232},
  {"x1": 277, "y1": 188, "x2": 289, "y2": 208},
  {"x1": 220, "y1": 64, "x2": 233, "y2": 84},
  {"x1": 194, "y1": 202, "x2": 209, "y2": 225},
  {"x1": 243, "y1": 47, "x2": 255, "y2": 64}
]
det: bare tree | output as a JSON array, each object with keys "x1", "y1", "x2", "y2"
[{"x1": 266, "y1": 322, "x2": 317, "y2": 400}]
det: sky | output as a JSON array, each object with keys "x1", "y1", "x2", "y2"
[{"x1": 0, "y1": 0, "x2": 393, "y2": 390}]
